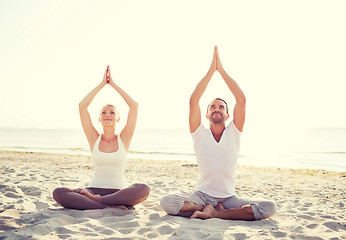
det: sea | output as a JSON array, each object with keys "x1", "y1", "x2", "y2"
[{"x1": 0, "y1": 128, "x2": 345, "y2": 172}]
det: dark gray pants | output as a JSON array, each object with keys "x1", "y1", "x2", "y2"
[{"x1": 53, "y1": 183, "x2": 150, "y2": 210}]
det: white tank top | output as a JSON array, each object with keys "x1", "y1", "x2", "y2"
[
  {"x1": 88, "y1": 134, "x2": 128, "y2": 189},
  {"x1": 192, "y1": 121, "x2": 241, "y2": 198}
]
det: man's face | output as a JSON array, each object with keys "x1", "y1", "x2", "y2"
[{"x1": 206, "y1": 99, "x2": 229, "y2": 124}]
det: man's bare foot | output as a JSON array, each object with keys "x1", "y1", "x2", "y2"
[
  {"x1": 80, "y1": 190, "x2": 101, "y2": 202},
  {"x1": 180, "y1": 201, "x2": 204, "y2": 212},
  {"x1": 215, "y1": 202, "x2": 225, "y2": 211},
  {"x1": 190, "y1": 205, "x2": 216, "y2": 219}
]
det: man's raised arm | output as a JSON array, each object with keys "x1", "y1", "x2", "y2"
[
  {"x1": 189, "y1": 47, "x2": 217, "y2": 133},
  {"x1": 216, "y1": 47, "x2": 246, "y2": 132}
]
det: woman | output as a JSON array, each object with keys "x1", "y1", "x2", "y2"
[{"x1": 53, "y1": 67, "x2": 150, "y2": 210}]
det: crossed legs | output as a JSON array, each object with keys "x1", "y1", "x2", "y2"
[
  {"x1": 53, "y1": 183, "x2": 150, "y2": 210},
  {"x1": 190, "y1": 203, "x2": 256, "y2": 220},
  {"x1": 160, "y1": 191, "x2": 276, "y2": 220}
]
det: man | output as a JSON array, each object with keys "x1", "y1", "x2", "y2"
[{"x1": 160, "y1": 46, "x2": 276, "y2": 220}]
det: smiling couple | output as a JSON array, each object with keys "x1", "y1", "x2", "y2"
[{"x1": 53, "y1": 46, "x2": 276, "y2": 221}]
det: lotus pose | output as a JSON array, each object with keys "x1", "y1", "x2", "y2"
[
  {"x1": 53, "y1": 68, "x2": 150, "y2": 210},
  {"x1": 160, "y1": 46, "x2": 276, "y2": 220}
]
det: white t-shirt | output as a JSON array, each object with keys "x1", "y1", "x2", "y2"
[{"x1": 192, "y1": 121, "x2": 241, "y2": 198}]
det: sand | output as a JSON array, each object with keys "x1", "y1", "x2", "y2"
[{"x1": 0, "y1": 150, "x2": 345, "y2": 239}]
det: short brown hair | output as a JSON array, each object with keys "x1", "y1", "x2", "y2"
[{"x1": 207, "y1": 98, "x2": 229, "y2": 113}]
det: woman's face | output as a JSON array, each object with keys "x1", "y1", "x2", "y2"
[{"x1": 99, "y1": 105, "x2": 119, "y2": 127}]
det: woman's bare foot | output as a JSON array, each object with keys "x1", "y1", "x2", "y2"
[
  {"x1": 73, "y1": 188, "x2": 84, "y2": 194},
  {"x1": 190, "y1": 205, "x2": 216, "y2": 219},
  {"x1": 80, "y1": 190, "x2": 102, "y2": 202},
  {"x1": 215, "y1": 202, "x2": 225, "y2": 211},
  {"x1": 106, "y1": 205, "x2": 128, "y2": 210}
]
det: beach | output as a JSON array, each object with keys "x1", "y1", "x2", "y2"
[{"x1": 0, "y1": 150, "x2": 345, "y2": 239}]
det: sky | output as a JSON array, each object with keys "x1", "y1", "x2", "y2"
[{"x1": 1, "y1": 0, "x2": 346, "y2": 146}]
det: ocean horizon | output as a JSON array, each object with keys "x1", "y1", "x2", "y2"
[{"x1": 0, "y1": 127, "x2": 345, "y2": 172}]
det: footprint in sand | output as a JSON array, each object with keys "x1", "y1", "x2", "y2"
[
  {"x1": 100, "y1": 229, "x2": 115, "y2": 235},
  {"x1": 118, "y1": 221, "x2": 140, "y2": 228},
  {"x1": 20, "y1": 186, "x2": 41, "y2": 197},
  {"x1": 57, "y1": 234, "x2": 70, "y2": 239},
  {"x1": 118, "y1": 227, "x2": 137, "y2": 234},
  {"x1": 297, "y1": 214, "x2": 316, "y2": 220},
  {"x1": 137, "y1": 227, "x2": 151, "y2": 235},
  {"x1": 78, "y1": 227, "x2": 93, "y2": 233},
  {"x1": 0, "y1": 218, "x2": 21, "y2": 231},
  {"x1": 270, "y1": 231, "x2": 287, "y2": 238},
  {"x1": 34, "y1": 201, "x2": 49, "y2": 210},
  {"x1": 4, "y1": 168, "x2": 15, "y2": 173},
  {"x1": 158, "y1": 225, "x2": 174, "y2": 235},
  {"x1": 287, "y1": 210, "x2": 297, "y2": 214},
  {"x1": 149, "y1": 213, "x2": 160, "y2": 220},
  {"x1": 306, "y1": 223, "x2": 319, "y2": 229},
  {"x1": 298, "y1": 207, "x2": 309, "y2": 211},
  {"x1": 321, "y1": 215, "x2": 337, "y2": 220},
  {"x1": 3, "y1": 187, "x2": 17, "y2": 193},
  {"x1": 55, "y1": 226, "x2": 78, "y2": 235},
  {"x1": 4, "y1": 192, "x2": 21, "y2": 198},
  {"x1": 147, "y1": 232, "x2": 159, "y2": 238},
  {"x1": 105, "y1": 220, "x2": 140, "y2": 231},
  {"x1": 84, "y1": 233, "x2": 99, "y2": 237},
  {"x1": 323, "y1": 222, "x2": 346, "y2": 231}
]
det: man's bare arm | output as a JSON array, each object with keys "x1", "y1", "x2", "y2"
[
  {"x1": 216, "y1": 47, "x2": 246, "y2": 132},
  {"x1": 189, "y1": 48, "x2": 217, "y2": 133}
]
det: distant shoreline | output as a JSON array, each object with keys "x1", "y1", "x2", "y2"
[{"x1": 1, "y1": 149, "x2": 345, "y2": 174}]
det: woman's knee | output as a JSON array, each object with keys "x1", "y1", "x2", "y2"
[
  {"x1": 52, "y1": 187, "x2": 70, "y2": 205},
  {"x1": 132, "y1": 183, "x2": 150, "y2": 197}
]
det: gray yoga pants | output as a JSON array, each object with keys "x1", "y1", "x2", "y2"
[{"x1": 160, "y1": 191, "x2": 277, "y2": 220}]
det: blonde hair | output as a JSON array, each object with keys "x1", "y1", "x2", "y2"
[{"x1": 100, "y1": 104, "x2": 120, "y2": 120}]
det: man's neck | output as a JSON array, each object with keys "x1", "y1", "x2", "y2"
[{"x1": 209, "y1": 123, "x2": 226, "y2": 142}]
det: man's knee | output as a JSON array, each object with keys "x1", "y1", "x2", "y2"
[
  {"x1": 160, "y1": 194, "x2": 181, "y2": 215},
  {"x1": 253, "y1": 200, "x2": 277, "y2": 220},
  {"x1": 263, "y1": 200, "x2": 277, "y2": 218}
]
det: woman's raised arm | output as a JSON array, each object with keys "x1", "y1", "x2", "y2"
[
  {"x1": 108, "y1": 69, "x2": 138, "y2": 152},
  {"x1": 79, "y1": 70, "x2": 108, "y2": 151}
]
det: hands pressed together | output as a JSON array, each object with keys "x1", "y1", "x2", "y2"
[
  {"x1": 103, "y1": 46, "x2": 223, "y2": 85},
  {"x1": 210, "y1": 46, "x2": 224, "y2": 73},
  {"x1": 102, "y1": 66, "x2": 115, "y2": 86}
]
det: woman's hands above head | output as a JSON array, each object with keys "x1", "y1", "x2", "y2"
[
  {"x1": 101, "y1": 68, "x2": 109, "y2": 86},
  {"x1": 102, "y1": 66, "x2": 116, "y2": 86}
]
